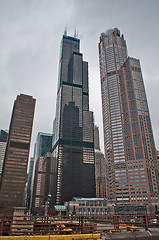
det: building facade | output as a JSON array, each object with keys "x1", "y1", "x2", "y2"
[
  {"x1": 30, "y1": 132, "x2": 53, "y2": 212},
  {"x1": 33, "y1": 133, "x2": 53, "y2": 162},
  {"x1": 0, "y1": 130, "x2": 8, "y2": 183},
  {"x1": 52, "y1": 34, "x2": 95, "y2": 205},
  {"x1": 65, "y1": 197, "x2": 108, "y2": 216},
  {"x1": 31, "y1": 152, "x2": 53, "y2": 215},
  {"x1": 0, "y1": 94, "x2": 36, "y2": 215},
  {"x1": 99, "y1": 28, "x2": 159, "y2": 211},
  {"x1": 94, "y1": 125, "x2": 106, "y2": 198},
  {"x1": 25, "y1": 157, "x2": 34, "y2": 212}
]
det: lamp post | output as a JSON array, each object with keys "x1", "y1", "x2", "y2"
[{"x1": 44, "y1": 194, "x2": 51, "y2": 216}]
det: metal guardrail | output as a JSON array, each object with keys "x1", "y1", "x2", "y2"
[{"x1": 0, "y1": 214, "x2": 158, "y2": 236}]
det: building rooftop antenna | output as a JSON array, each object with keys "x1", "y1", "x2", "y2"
[
  {"x1": 64, "y1": 25, "x2": 67, "y2": 35},
  {"x1": 74, "y1": 28, "x2": 78, "y2": 38}
]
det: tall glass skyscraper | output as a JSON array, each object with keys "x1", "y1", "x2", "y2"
[
  {"x1": 25, "y1": 157, "x2": 34, "y2": 211},
  {"x1": 99, "y1": 28, "x2": 159, "y2": 212},
  {"x1": 52, "y1": 34, "x2": 95, "y2": 205}
]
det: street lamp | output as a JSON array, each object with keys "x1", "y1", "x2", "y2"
[{"x1": 44, "y1": 194, "x2": 52, "y2": 216}]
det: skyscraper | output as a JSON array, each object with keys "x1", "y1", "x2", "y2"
[
  {"x1": 33, "y1": 132, "x2": 53, "y2": 162},
  {"x1": 30, "y1": 132, "x2": 53, "y2": 212},
  {"x1": 31, "y1": 152, "x2": 53, "y2": 215},
  {"x1": 94, "y1": 125, "x2": 106, "y2": 198},
  {"x1": 0, "y1": 94, "x2": 36, "y2": 215},
  {"x1": 0, "y1": 130, "x2": 8, "y2": 183},
  {"x1": 52, "y1": 34, "x2": 95, "y2": 205},
  {"x1": 99, "y1": 28, "x2": 159, "y2": 212},
  {"x1": 25, "y1": 157, "x2": 34, "y2": 211}
]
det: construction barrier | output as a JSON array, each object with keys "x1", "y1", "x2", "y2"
[{"x1": 0, "y1": 233, "x2": 101, "y2": 240}]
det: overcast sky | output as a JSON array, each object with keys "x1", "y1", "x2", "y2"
[{"x1": 0, "y1": 0, "x2": 159, "y2": 157}]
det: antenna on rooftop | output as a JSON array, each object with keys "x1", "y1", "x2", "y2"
[
  {"x1": 64, "y1": 25, "x2": 67, "y2": 35},
  {"x1": 74, "y1": 28, "x2": 78, "y2": 38}
]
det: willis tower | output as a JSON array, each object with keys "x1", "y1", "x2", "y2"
[{"x1": 52, "y1": 33, "x2": 95, "y2": 205}]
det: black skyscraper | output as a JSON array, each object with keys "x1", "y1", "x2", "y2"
[{"x1": 52, "y1": 35, "x2": 95, "y2": 205}]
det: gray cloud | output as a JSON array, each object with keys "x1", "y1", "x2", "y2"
[{"x1": 0, "y1": 0, "x2": 159, "y2": 156}]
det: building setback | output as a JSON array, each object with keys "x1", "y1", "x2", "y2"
[
  {"x1": 52, "y1": 34, "x2": 95, "y2": 205},
  {"x1": 99, "y1": 28, "x2": 159, "y2": 212},
  {"x1": 0, "y1": 94, "x2": 36, "y2": 215}
]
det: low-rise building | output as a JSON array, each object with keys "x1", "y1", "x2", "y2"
[{"x1": 65, "y1": 197, "x2": 108, "y2": 216}]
